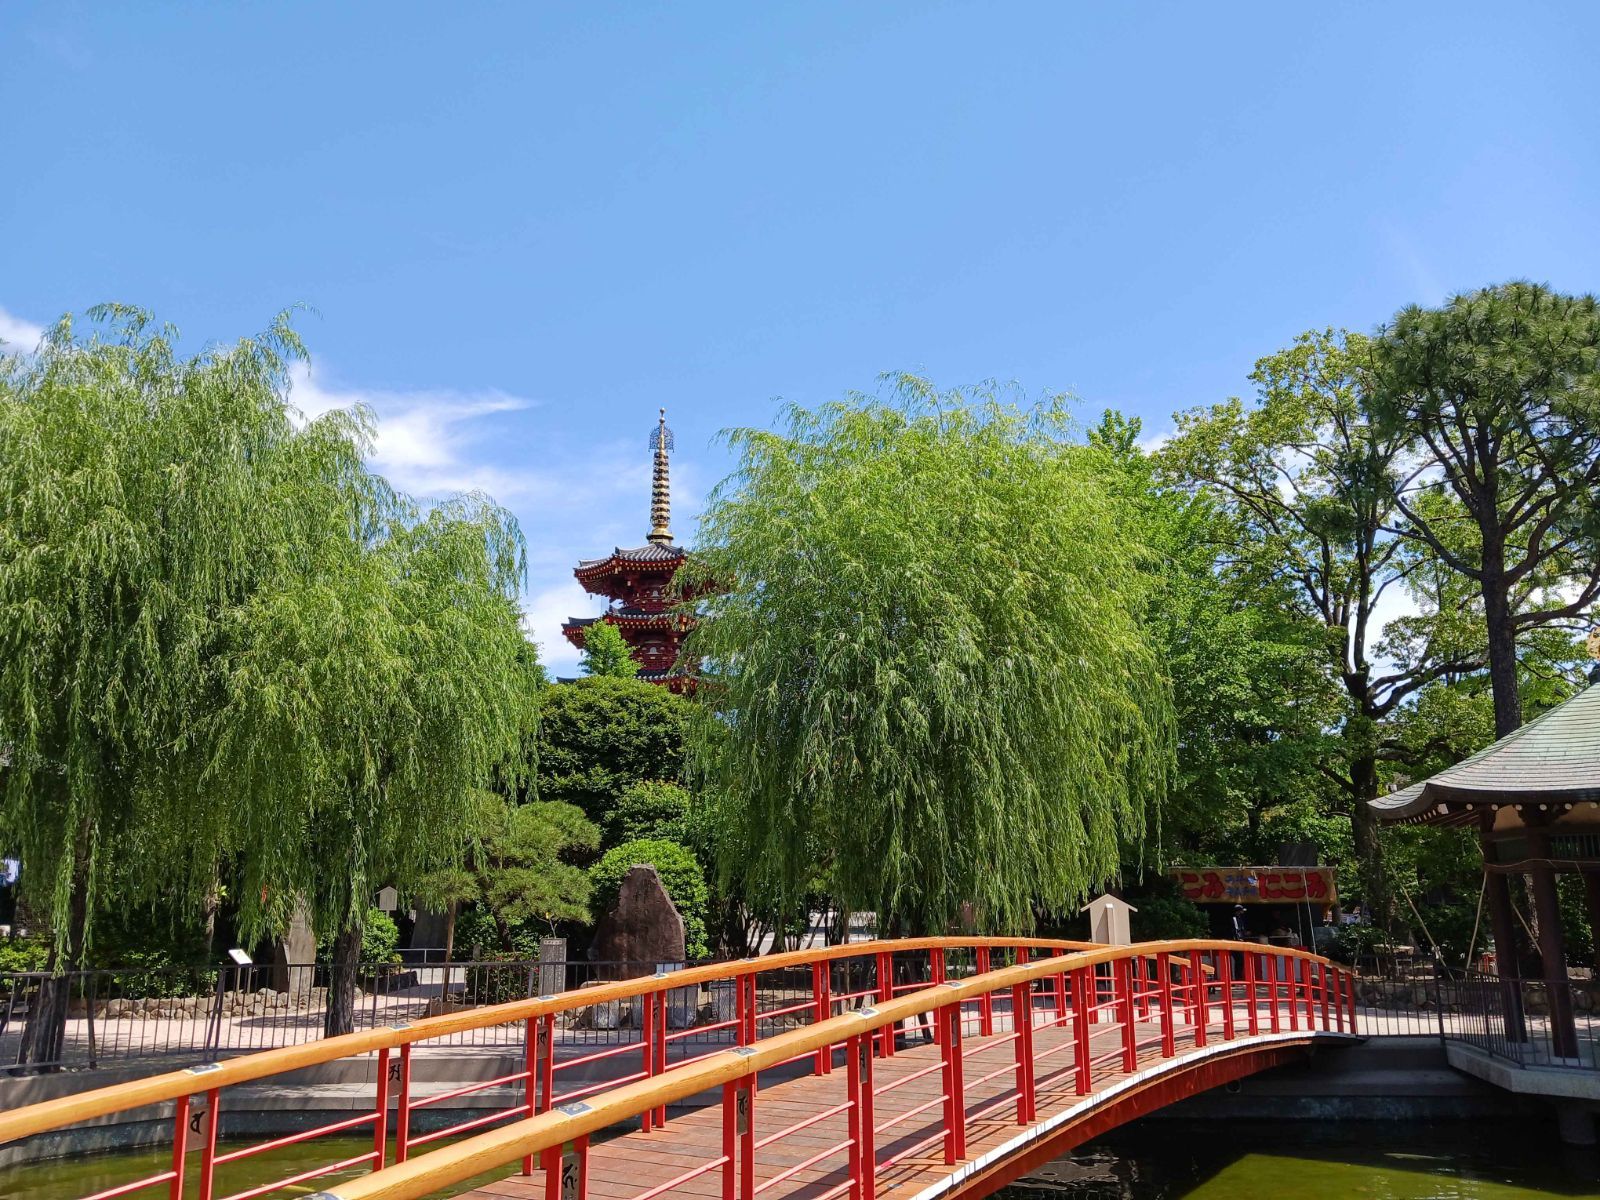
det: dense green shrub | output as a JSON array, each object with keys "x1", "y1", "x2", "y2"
[
  {"x1": 319, "y1": 907, "x2": 402, "y2": 966},
  {"x1": 604, "y1": 781, "x2": 691, "y2": 846},
  {"x1": 590, "y1": 839, "x2": 709, "y2": 960},
  {"x1": 362, "y1": 908, "x2": 402, "y2": 965},
  {"x1": 1128, "y1": 894, "x2": 1207, "y2": 942},
  {"x1": 0, "y1": 937, "x2": 49, "y2": 973},
  {"x1": 538, "y1": 678, "x2": 691, "y2": 825}
]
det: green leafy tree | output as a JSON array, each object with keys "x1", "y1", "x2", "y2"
[
  {"x1": 209, "y1": 494, "x2": 540, "y2": 1036},
  {"x1": 581, "y1": 620, "x2": 637, "y2": 678},
  {"x1": 682, "y1": 378, "x2": 1174, "y2": 934},
  {"x1": 0, "y1": 306, "x2": 380, "y2": 1060},
  {"x1": 1088, "y1": 412, "x2": 1333, "y2": 873},
  {"x1": 537, "y1": 677, "x2": 691, "y2": 825},
  {"x1": 1162, "y1": 331, "x2": 1483, "y2": 915},
  {"x1": 604, "y1": 781, "x2": 692, "y2": 846},
  {"x1": 590, "y1": 838, "x2": 710, "y2": 960},
  {"x1": 1371, "y1": 282, "x2": 1600, "y2": 737},
  {"x1": 417, "y1": 792, "x2": 599, "y2": 960}
]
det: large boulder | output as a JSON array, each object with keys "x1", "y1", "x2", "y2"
[{"x1": 591, "y1": 865, "x2": 687, "y2": 978}]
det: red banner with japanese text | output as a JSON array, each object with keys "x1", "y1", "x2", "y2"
[{"x1": 1167, "y1": 866, "x2": 1337, "y2": 905}]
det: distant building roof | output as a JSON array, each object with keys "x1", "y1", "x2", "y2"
[{"x1": 1371, "y1": 685, "x2": 1600, "y2": 826}]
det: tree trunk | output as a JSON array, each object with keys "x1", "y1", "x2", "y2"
[
  {"x1": 1481, "y1": 576, "x2": 1521, "y2": 739},
  {"x1": 324, "y1": 923, "x2": 363, "y2": 1039},
  {"x1": 1345, "y1": 734, "x2": 1392, "y2": 930},
  {"x1": 19, "y1": 845, "x2": 89, "y2": 1070}
]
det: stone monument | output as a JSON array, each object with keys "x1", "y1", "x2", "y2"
[{"x1": 592, "y1": 865, "x2": 688, "y2": 976}]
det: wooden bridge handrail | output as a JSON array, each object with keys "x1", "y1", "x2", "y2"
[
  {"x1": 0, "y1": 936, "x2": 1097, "y2": 1145},
  {"x1": 318, "y1": 939, "x2": 1333, "y2": 1200}
]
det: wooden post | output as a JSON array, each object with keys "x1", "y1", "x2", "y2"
[{"x1": 1526, "y1": 826, "x2": 1579, "y2": 1059}]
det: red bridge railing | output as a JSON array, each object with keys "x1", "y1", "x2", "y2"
[
  {"x1": 0, "y1": 938, "x2": 1095, "y2": 1200},
  {"x1": 287, "y1": 942, "x2": 1347, "y2": 1200}
]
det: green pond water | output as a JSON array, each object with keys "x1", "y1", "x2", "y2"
[{"x1": 4, "y1": 1121, "x2": 1597, "y2": 1200}]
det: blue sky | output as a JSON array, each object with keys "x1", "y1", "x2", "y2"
[{"x1": 5, "y1": 3, "x2": 1598, "y2": 675}]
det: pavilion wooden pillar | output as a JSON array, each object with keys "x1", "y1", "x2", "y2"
[
  {"x1": 1482, "y1": 859, "x2": 1527, "y2": 1044},
  {"x1": 1584, "y1": 871, "x2": 1600, "y2": 976},
  {"x1": 1524, "y1": 825, "x2": 1578, "y2": 1059}
]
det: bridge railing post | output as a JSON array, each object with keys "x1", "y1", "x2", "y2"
[
  {"x1": 1189, "y1": 950, "x2": 1207, "y2": 1048},
  {"x1": 372, "y1": 1047, "x2": 390, "y2": 1172},
  {"x1": 939, "y1": 1002, "x2": 967, "y2": 1163},
  {"x1": 846, "y1": 1033, "x2": 876, "y2": 1200},
  {"x1": 1011, "y1": 981, "x2": 1037, "y2": 1121},
  {"x1": 930, "y1": 949, "x2": 947, "y2": 1046},
  {"x1": 1071, "y1": 967, "x2": 1092, "y2": 1095},
  {"x1": 977, "y1": 947, "x2": 994, "y2": 1036},
  {"x1": 197, "y1": 1087, "x2": 219, "y2": 1200},
  {"x1": 721, "y1": 1081, "x2": 738, "y2": 1200},
  {"x1": 1347, "y1": 970, "x2": 1359, "y2": 1035},
  {"x1": 1268, "y1": 955, "x2": 1282, "y2": 1033},
  {"x1": 1302, "y1": 958, "x2": 1316, "y2": 1029},
  {"x1": 1286, "y1": 958, "x2": 1300, "y2": 1033},
  {"x1": 542, "y1": 1135, "x2": 589, "y2": 1200},
  {"x1": 641, "y1": 991, "x2": 658, "y2": 1132},
  {"x1": 167, "y1": 1094, "x2": 190, "y2": 1200},
  {"x1": 813, "y1": 960, "x2": 833, "y2": 1075},
  {"x1": 1053, "y1": 950, "x2": 1069, "y2": 1028},
  {"x1": 1116, "y1": 957, "x2": 1138, "y2": 1073},
  {"x1": 1156, "y1": 952, "x2": 1175, "y2": 1058},
  {"x1": 1243, "y1": 952, "x2": 1259, "y2": 1036},
  {"x1": 1318, "y1": 962, "x2": 1330, "y2": 1031},
  {"x1": 1219, "y1": 950, "x2": 1235, "y2": 1040},
  {"x1": 875, "y1": 952, "x2": 895, "y2": 1058}
]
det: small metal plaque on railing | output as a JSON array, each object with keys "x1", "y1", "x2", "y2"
[
  {"x1": 858, "y1": 1006, "x2": 878, "y2": 1018},
  {"x1": 388, "y1": 1022, "x2": 412, "y2": 1031},
  {"x1": 732, "y1": 1045, "x2": 757, "y2": 1057},
  {"x1": 540, "y1": 994, "x2": 557, "y2": 1002},
  {"x1": 942, "y1": 981, "x2": 962, "y2": 990},
  {"x1": 185, "y1": 1062, "x2": 223, "y2": 1075},
  {"x1": 557, "y1": 1101, "x2": 592, "y2": 1116}
]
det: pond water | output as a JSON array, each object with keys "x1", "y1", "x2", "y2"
[
  {"x1": 5, "y1": 1120, "x2": 1597, "y2": 1200},
  {"x1": 999, "y1": 1121, "x2": 1600, "y2": 1199}
]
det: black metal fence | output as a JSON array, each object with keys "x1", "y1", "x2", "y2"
[
  {"x1": 1446, "y1": 970, "x2": 1600, "y2": 1070},
  {"x1": 0, "y1": 951, "x2": 902, "y2": 1076},
  {"x1": 0, "y1": 957, "x2": 714, "y2": 1073}
]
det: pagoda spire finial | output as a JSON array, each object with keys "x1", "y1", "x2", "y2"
[{"x1": 648, "y1": 407, "x2": 674, "y2": 545}]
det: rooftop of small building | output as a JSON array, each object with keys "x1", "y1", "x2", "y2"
[{"x1": 1371, "y1": 683, "x2": 1600, "y2": 825}]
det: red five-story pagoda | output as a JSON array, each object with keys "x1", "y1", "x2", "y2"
[{"x1": 561, "y1": 410, "x2": 697, "y2": 689}]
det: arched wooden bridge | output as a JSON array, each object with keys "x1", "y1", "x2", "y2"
[{"x1": 0, "y1": 939, "x2": 1358, "y2": 1200}]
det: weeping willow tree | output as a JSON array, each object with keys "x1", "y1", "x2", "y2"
[
  {"x1": 681, "y1": 377, "x2": 1174, "y2": 935},
  {"x1": 0, "y1": 305, "x2": 539, "y2": 1050},
  {"x1": 0, "y1": 306, "x2": 368, "y2": 1060},
  {"x1": 207, "y1": 493, "x2": 539, "y2": 1036}
]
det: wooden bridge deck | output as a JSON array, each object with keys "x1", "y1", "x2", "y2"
[{"x1": 460, "y1": 1003, "x2": 1339, "y2": 1200}]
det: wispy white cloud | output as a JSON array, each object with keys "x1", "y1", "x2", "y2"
[
  {"x1": 1136, "y1": 425, "x2": 1173, "y2": 454},
  {"x1": 287, "y1": 362, "x2": 536, "y2": 501},
  {"x1": 0, "y1": 307, "x2": 45, "y2": 352}
]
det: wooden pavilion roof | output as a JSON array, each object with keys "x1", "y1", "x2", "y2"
[{"x1": 1371, "y1": 684, "x2": 1600, "y2": 828}]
